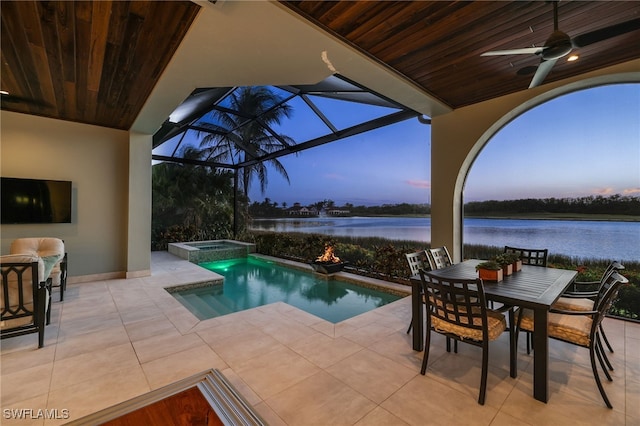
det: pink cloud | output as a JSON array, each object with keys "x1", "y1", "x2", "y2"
[
  {"x1": 623, "y1": 188, "x2": 640, "y2": 195},
  {"x1": 591, "y1": 187, "x2": 640, "y2": 196},
  {"x1": 406, "y1": 179, "x2": 431, "y2": 189},
  {"x1": 593, "y1": 187, "x2": 615, "y2": 195}
]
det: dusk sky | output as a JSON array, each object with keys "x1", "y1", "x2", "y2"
[{"x1": 248, "y1": 83, "x2": 639, "y2": 207}]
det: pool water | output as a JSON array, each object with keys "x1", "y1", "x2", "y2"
[{"x1": 172, "y1": 257, "x2": 402, "y2": 323}]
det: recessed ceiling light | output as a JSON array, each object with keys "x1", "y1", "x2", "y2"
[
  {"x1": 567, "y1": 54, "x2": 579, "y2": 62},
  {"x1": 0, "y1": 90, "x2": 9, "y2": 95}
]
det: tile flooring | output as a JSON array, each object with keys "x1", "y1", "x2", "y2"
[{"x1": 1, "y1": 251, "x2": 639, "y2": 425}]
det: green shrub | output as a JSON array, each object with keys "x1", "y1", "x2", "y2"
[{"x1": 239, "y1": 231, "x2": 639, "y2": 321}]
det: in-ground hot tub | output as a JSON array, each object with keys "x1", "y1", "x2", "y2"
[{"x1": 168, "y1": 240, "x2": 256, "y2": 263}]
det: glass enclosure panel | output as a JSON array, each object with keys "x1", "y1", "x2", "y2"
[
  {"x1": 269, "y1": 96, "x2": 334, "y2": 143},
  {"x1": 306, "y1": 95, "x2": 399, "y2": 130}
]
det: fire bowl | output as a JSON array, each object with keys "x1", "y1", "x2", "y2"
[{"x1": 310, "y1": 261, "x2": 346, "y2": 274}]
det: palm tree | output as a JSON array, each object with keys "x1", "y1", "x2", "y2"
[{"x1": 198, "y1": 86, "x2": 295, "y2": 201}]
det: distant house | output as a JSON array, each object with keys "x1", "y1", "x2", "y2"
[{"x1": 288, "y1": 203, "x2": 318, "y2": 216}]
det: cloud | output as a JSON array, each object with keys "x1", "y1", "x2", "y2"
[
  {"x1": 405, "y1": 179, "x2": 431, "y2": 189},
  {"x1": 592, "y1": 187, "x2": 640, "y2": 196},
  {"x1": 593, "y1": 187, "x2": 615, "y2": 195}
]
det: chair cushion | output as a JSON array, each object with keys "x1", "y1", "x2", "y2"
[
  {"x1": 431, "y1": 309, "x2": 506, "y2": 341},
  {"x1": 552, "y1": 296, "x2": 594, "y2": 312},
  {"x1": 519, "y1": 308, "x2": 592, "y2": 347},
  {"x1": 10, "y1": 237, "x2": 64, "y2": 256},
  {"x1": 10, "y1": 238, "x2": 64, "y2": 280}
]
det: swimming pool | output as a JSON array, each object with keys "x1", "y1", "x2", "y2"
[{"x1": 170, "y1": 257, "x2": 404, "y2": 323}]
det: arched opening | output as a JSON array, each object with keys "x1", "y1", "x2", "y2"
[{"x1": 460, "y1": 82, "x2": 639, "y2": 261}]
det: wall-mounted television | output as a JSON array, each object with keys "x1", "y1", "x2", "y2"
[{"x1": 1, "y1": 177, "x2": 72, "y2": 224}]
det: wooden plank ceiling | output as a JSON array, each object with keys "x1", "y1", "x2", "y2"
[
  {"x1": 282, "y1": 1, "x2": 640, "y2": 108},
  {"x1": 0, "y1": 1, "x2": 200, "y2": 129},
  {"x1": 1, "y1": 1, "x2": 639, "y2": 131}
]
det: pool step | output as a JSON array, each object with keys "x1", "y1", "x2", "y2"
[{"x1": 180, "y1": 290, "x2": 234, "y2": 319}]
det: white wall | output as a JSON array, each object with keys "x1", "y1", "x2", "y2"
[{"x1": 1, "y1": 111, "x2": 131, "y2": 280}]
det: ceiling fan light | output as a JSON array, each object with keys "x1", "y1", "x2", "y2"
[{"x1": 567, "y1": 54, "x2": 579, "y2": 62}]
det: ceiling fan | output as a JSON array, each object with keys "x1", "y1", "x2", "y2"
[{"x1": 481, "y1": 1, "x2": 640, "y2": 88}]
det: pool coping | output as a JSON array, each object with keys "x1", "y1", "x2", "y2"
[
  {"x1": 162, "y1": 253, "x2": 411, "y2": 323},
  {"x1": 151, "y1": 251, "x2": 413, "y2": 336}
]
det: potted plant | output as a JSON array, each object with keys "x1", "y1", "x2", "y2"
[
  {"x1": 502, "y1": 252, "x2": 523, "y2": 272},
  {"x1": 494, "y1": 254, "x2": 514, "y2": 276},
  {"x1": 475, "y1": 260, "x2": 503, "y2": 282}
]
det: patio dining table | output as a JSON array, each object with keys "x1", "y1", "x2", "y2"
[{"x1": 410, "y1": 259, "x2": 577, "y2": 403}]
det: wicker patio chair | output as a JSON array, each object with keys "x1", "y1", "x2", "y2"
[
  {"x1": 418, "y1": 269, "x2": 513, "y2": 405},
  {"x1": 516, "y1": 272, "x2": 627, "y2": 408}
]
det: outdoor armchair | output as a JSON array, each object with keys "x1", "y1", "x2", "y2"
[
  {"x1": 404, "y1": 251, "x2": 430, "y2": 334},
  {"x1": 553, "y1": 263, "x2": 626, "y2": 370},
  {"x1": 11, "y1": 237, "x2": 67, "y2": 301},
  {"x1": 426, "y1": 246, "x2": 453, "y2": 271},
  {"x1": 504, "y1": 245, "x2": 548, "y2": 267},
  {"x1": 516, "y1": 272, "x2": 628, "y2": 408},
  {"x1": 418, "y1": 269, "x2": 513, "y2": 405},
  {"x1": 563, "y1": 260, "x2": 624, "y2": 298},
  {"x1": 405, "y1": 250, "x2": 429, "y2": 276},
  {"x1": 1, "y1": 254, "x2": 48, "y2": 348}
]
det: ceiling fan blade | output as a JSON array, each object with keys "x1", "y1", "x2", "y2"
[
  {"x1": 529, "y1": 58, "x2": 557, "y2": 88},
  {"x1": 481, "y1": 47, "x2": 544, "y2": 56},
  {"x1": 572, "y1": 18, "x2": 640, "y2": 48}
]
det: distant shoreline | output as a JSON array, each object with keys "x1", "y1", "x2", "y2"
[
  {"x1": 253, "y1": 213, "x2": 640, "y2": 222},
  {"x1": 463, "y1": 213, "x2": 638, "y2": 222}
]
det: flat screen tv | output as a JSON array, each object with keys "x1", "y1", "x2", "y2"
[{"x1": 1, "y1": 177, "x2": 72, "y2": 224}]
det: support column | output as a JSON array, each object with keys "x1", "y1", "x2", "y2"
[{"x1": 127, "y1": 132, "x2": 152, "y2": 277}]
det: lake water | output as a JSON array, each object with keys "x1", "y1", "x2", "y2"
[{"x1": 249, "y1": 216, "x2": 640, "y2": 261}]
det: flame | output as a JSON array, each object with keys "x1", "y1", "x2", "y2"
[{"x1": 316, "y1": 245, "x2": 341, "y2": 263}]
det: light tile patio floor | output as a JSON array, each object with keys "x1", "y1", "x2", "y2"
[{"x1": 1, "y1": 251, "x2": 638, "y2": 425}]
